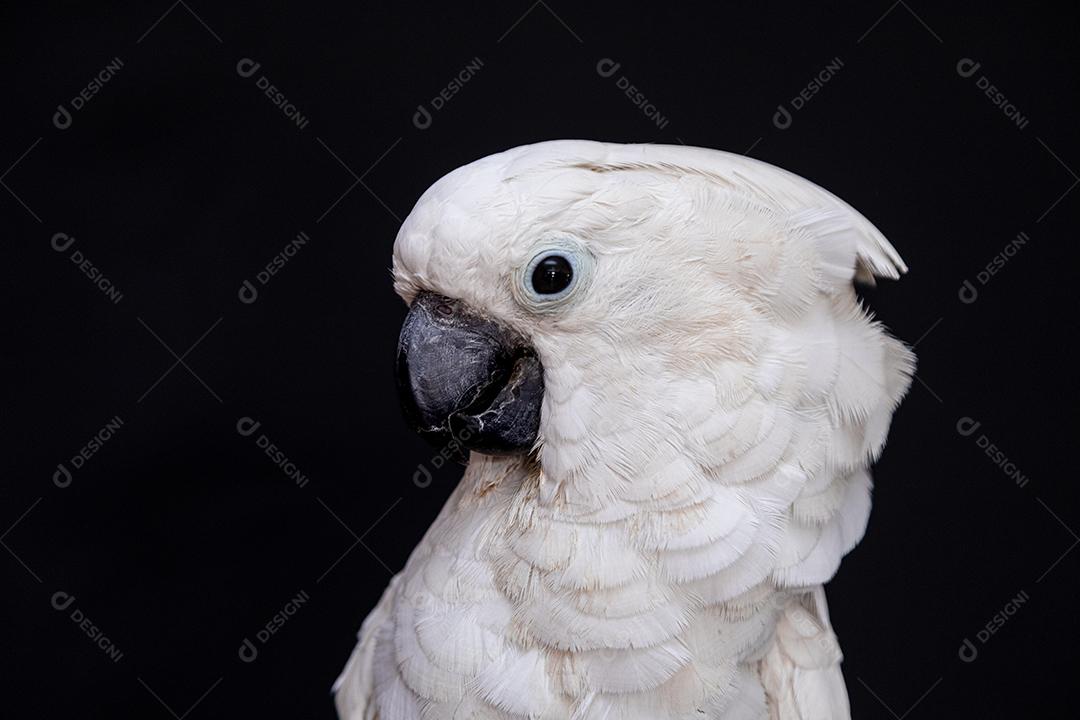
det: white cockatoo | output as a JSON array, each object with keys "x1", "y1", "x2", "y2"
[{"x1": 334, "y1": 140, "x2": 914, "y2": 720}]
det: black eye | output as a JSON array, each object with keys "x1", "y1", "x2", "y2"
[{"x1": 530, "y1": 255, "x2": 574, "y2": 295}]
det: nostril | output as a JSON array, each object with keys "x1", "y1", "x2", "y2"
[{"x1": 435, "y1": 302, "x2": 454, "y2": 317}]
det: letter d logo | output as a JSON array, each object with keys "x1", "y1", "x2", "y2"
[
  {"x1": 958, "y1": 637, "x2": 978, "y2": 662},
  {"x1": 772, "y1": 104, "x2": 792, "y2": 130},
  {"x1": 412, "y1": 104, "x2": 432, "y2": 130},
  {"x1": 413, "y1": 464, "x2": 432, "y2": 488},
  {"x1": 956, "y1": 417, "x2": 982, "y2": 437},
  {"x1": 51, "y1": 591, "x2": 76, "y2": 611},
  {"x1": 236, "y1": 58, "x2": 261, "y2": 78},
  {"x1": 596, "y1": 58, "x2": 621, "y2": 78},
  {"x1": 236, "y1": 416, "x2": 261, "y2": 437},
  {"x1": 51, "y1": 232, "x2": 76, "y2": 253},
  {"x1": 238, "y1": 638, "x2": 258, "y2": 662},
  {"x1": 53, "y1": 463, "x2": 72, "y2": 488},
  {"x1": 238, "y1": 279, "x2": 258, "y2": 304},
  {"x1": 956, "y1": 58, "x2": 981, "y2": 79},
  {"x1": 53, "y1": 104, "x2": 72, "y2": 130},
  {"x1": 958, "y1": 279, "x2": 978, "y2": 304}
]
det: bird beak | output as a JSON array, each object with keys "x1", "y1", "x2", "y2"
[{"x1": 396, "y1": 291, "x2": 544, "y2": 459}]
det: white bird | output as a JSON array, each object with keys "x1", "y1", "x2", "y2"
[{"x1": 334, "y1": 140, "x2": 914, "y2": 720}]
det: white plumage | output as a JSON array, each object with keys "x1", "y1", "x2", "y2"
[{"x1": 334, "y1": 140, "x2": 914, "y2": 719}]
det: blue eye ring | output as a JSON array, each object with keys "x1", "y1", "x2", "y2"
[{"x1": 516, "y1": 241, "x2": 591, "y2": 309}]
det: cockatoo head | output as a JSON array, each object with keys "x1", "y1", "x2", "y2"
[{"x1": 393, "y1": 141, "x2": 912, "y2": 523}]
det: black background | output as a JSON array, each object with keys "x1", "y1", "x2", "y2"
[{"x1": 3, "y1": 2, "x2": 1078, "y2": 718}]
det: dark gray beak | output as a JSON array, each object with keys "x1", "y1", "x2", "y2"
[{"x1": 396, "y1": 292, "x2": 544, "y2": 459}]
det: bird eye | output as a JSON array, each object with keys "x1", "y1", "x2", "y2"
[
  {"x1": 530, "y1": 254, "x2": 573, "y2": 295},
  {"x1": 517, "y1": 243, "x2": 590, "y2": 309}
]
